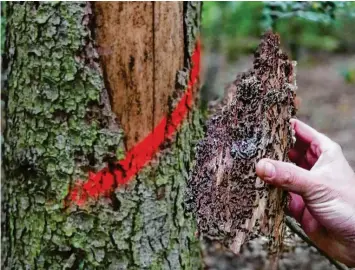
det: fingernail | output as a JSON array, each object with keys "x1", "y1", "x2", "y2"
[{"x1": 260, "y1": 160, "x2": 276, "y2": 180}]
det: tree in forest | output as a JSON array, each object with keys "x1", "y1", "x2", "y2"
[{"x1": 2, "y1": 2, "x2": 203, "y2": 269}]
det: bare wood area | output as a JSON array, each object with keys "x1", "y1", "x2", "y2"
[{"x1": 94, "y1": 2, "x2": 184, "y2": 149}]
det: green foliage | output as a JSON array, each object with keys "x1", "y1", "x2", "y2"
[
  {"x1": 202, "y1": 1, "x2": 355, "y2": 62},
  {"x1": 202, "y1": 2, "x2": 264, "y2": 59},
  {"x1": 262, "y1": 1, "x2": 341, "y2": 29},
  {"x1": 264, "y1": 1, "x2": 355, "y2": 58},
  {"x1": 340, "y1": 67, "x2": 355, "y2": 84}
]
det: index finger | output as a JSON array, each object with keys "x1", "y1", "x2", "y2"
[
  {"x1": 291, "y1": 119, "x2": 319, "y2": 145},
  {"x1": 290, "y1": 119, "x2": 332, "y2": 151}
]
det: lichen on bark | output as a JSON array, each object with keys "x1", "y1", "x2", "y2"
[
  {"x1": 2, "y1": 2, "x2": 124, "y2": 268},
  {"x1": 3, "y1": 2, "x2": 203, "y2": 269}
]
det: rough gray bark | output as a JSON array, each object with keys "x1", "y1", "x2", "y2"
[
  {"x1": 2, "y1": 2, "x2": 203, "y2": 269},
  {"x1": 187, "y1": 32, "x2": 297, "y2": 269}
]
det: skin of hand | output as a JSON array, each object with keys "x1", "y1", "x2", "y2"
[{"x1": 256, "y1": 119, "x2": 355, "y2": 266}]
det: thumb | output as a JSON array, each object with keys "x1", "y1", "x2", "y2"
[{"x1": 256, "y1": 158, "x2": 319, "y2": 196}]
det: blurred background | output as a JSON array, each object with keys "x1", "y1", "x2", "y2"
[
  {"x1": 201, "y1": 1, "x2": 355, "y2": 170},
  {"x1": 201, "y1": 3, "x2": 355, "y2": 268}
]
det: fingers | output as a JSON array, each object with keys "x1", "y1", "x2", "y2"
[
  {"x1": 289, "y1": 119, "x2": 338, "y2": 168},
  {"x1": 290, "y1": 119, "x2": 321, "y2": 145},
  {"x1": 256, "y1": 158, "x2": 320, "y2": 196},
  {"x1": 290, "y1": 119, "x2": 335, "y2": 153},
  {"x1": 288, "y1": 193, "x2": 305, "y2": 223},
  {"x1": 305, "y1": 147, "x2": 319, "y2": 166},
  {"x1": 301, "y1": 207, "x2": 322, "y2": 235},
  {"x1": 288, "y1": 148, "x2": 312, "y2": 169}
]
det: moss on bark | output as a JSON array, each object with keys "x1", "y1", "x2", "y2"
[{"x1": 3, "y1": 2, "x2": 203, "y2": 269}]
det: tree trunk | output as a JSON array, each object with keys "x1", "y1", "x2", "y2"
[{"x1": 2, "y1": 2, "x2": 203, "y2": 269}]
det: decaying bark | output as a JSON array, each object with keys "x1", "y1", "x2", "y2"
[{"x1": 187, "y1": 32, "x2": 297, "y2": 268}]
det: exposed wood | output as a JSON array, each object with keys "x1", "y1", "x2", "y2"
[
  {"x1": 94, "y1": 2, "x2": 154, "y2": 149},
  {"x1": 153, "y1": 2, "x2": 184, "y2": 127},
  {"x1": 94, "y1": 2, "x2": 184, "y2": 149}
]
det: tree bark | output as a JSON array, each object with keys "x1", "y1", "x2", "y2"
[
  {"x1": 2, "y1": 2, "x2": 203, "y2": 269},
  {"x1": 187, "y1": 32, "x2": 297, "y2": 269}
]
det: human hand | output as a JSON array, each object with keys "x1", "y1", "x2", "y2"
[{"x1": 256, "y1": 119, "x2": 355, "y2": 266}]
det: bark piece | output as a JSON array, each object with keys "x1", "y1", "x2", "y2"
[{"x1": 187, "y1": 32, "x2": 297, "y2": 263}]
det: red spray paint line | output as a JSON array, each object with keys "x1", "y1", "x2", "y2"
[{"x1": 69, "y1": 40, "x2": 200, "y2": 206}]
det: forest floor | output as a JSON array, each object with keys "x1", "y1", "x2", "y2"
[
  {"x1": 202, "y1": 52, "x2": 355, "y2": 270},
  {"x1": 296, "y1": 54, "x2": 355, "y2": 168}
]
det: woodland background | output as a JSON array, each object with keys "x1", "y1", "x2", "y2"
[
  {"x1": 201, "y1": 4, "x2": 355, "y2": 267},
  {"x1": 201, "y1": 1, "x2": 355, "y2": 169}
]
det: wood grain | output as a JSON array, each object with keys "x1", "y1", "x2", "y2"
[
  {"x1": 153, "y1": 2, "x2": 184, "y2": 128},
  {"x1": 94, "y1": 2, "x2": 184, "y2": 149}
]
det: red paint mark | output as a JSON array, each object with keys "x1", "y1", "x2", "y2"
[{"x1": 69, "y1": 41, "x2": 201, "y2": 206}]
